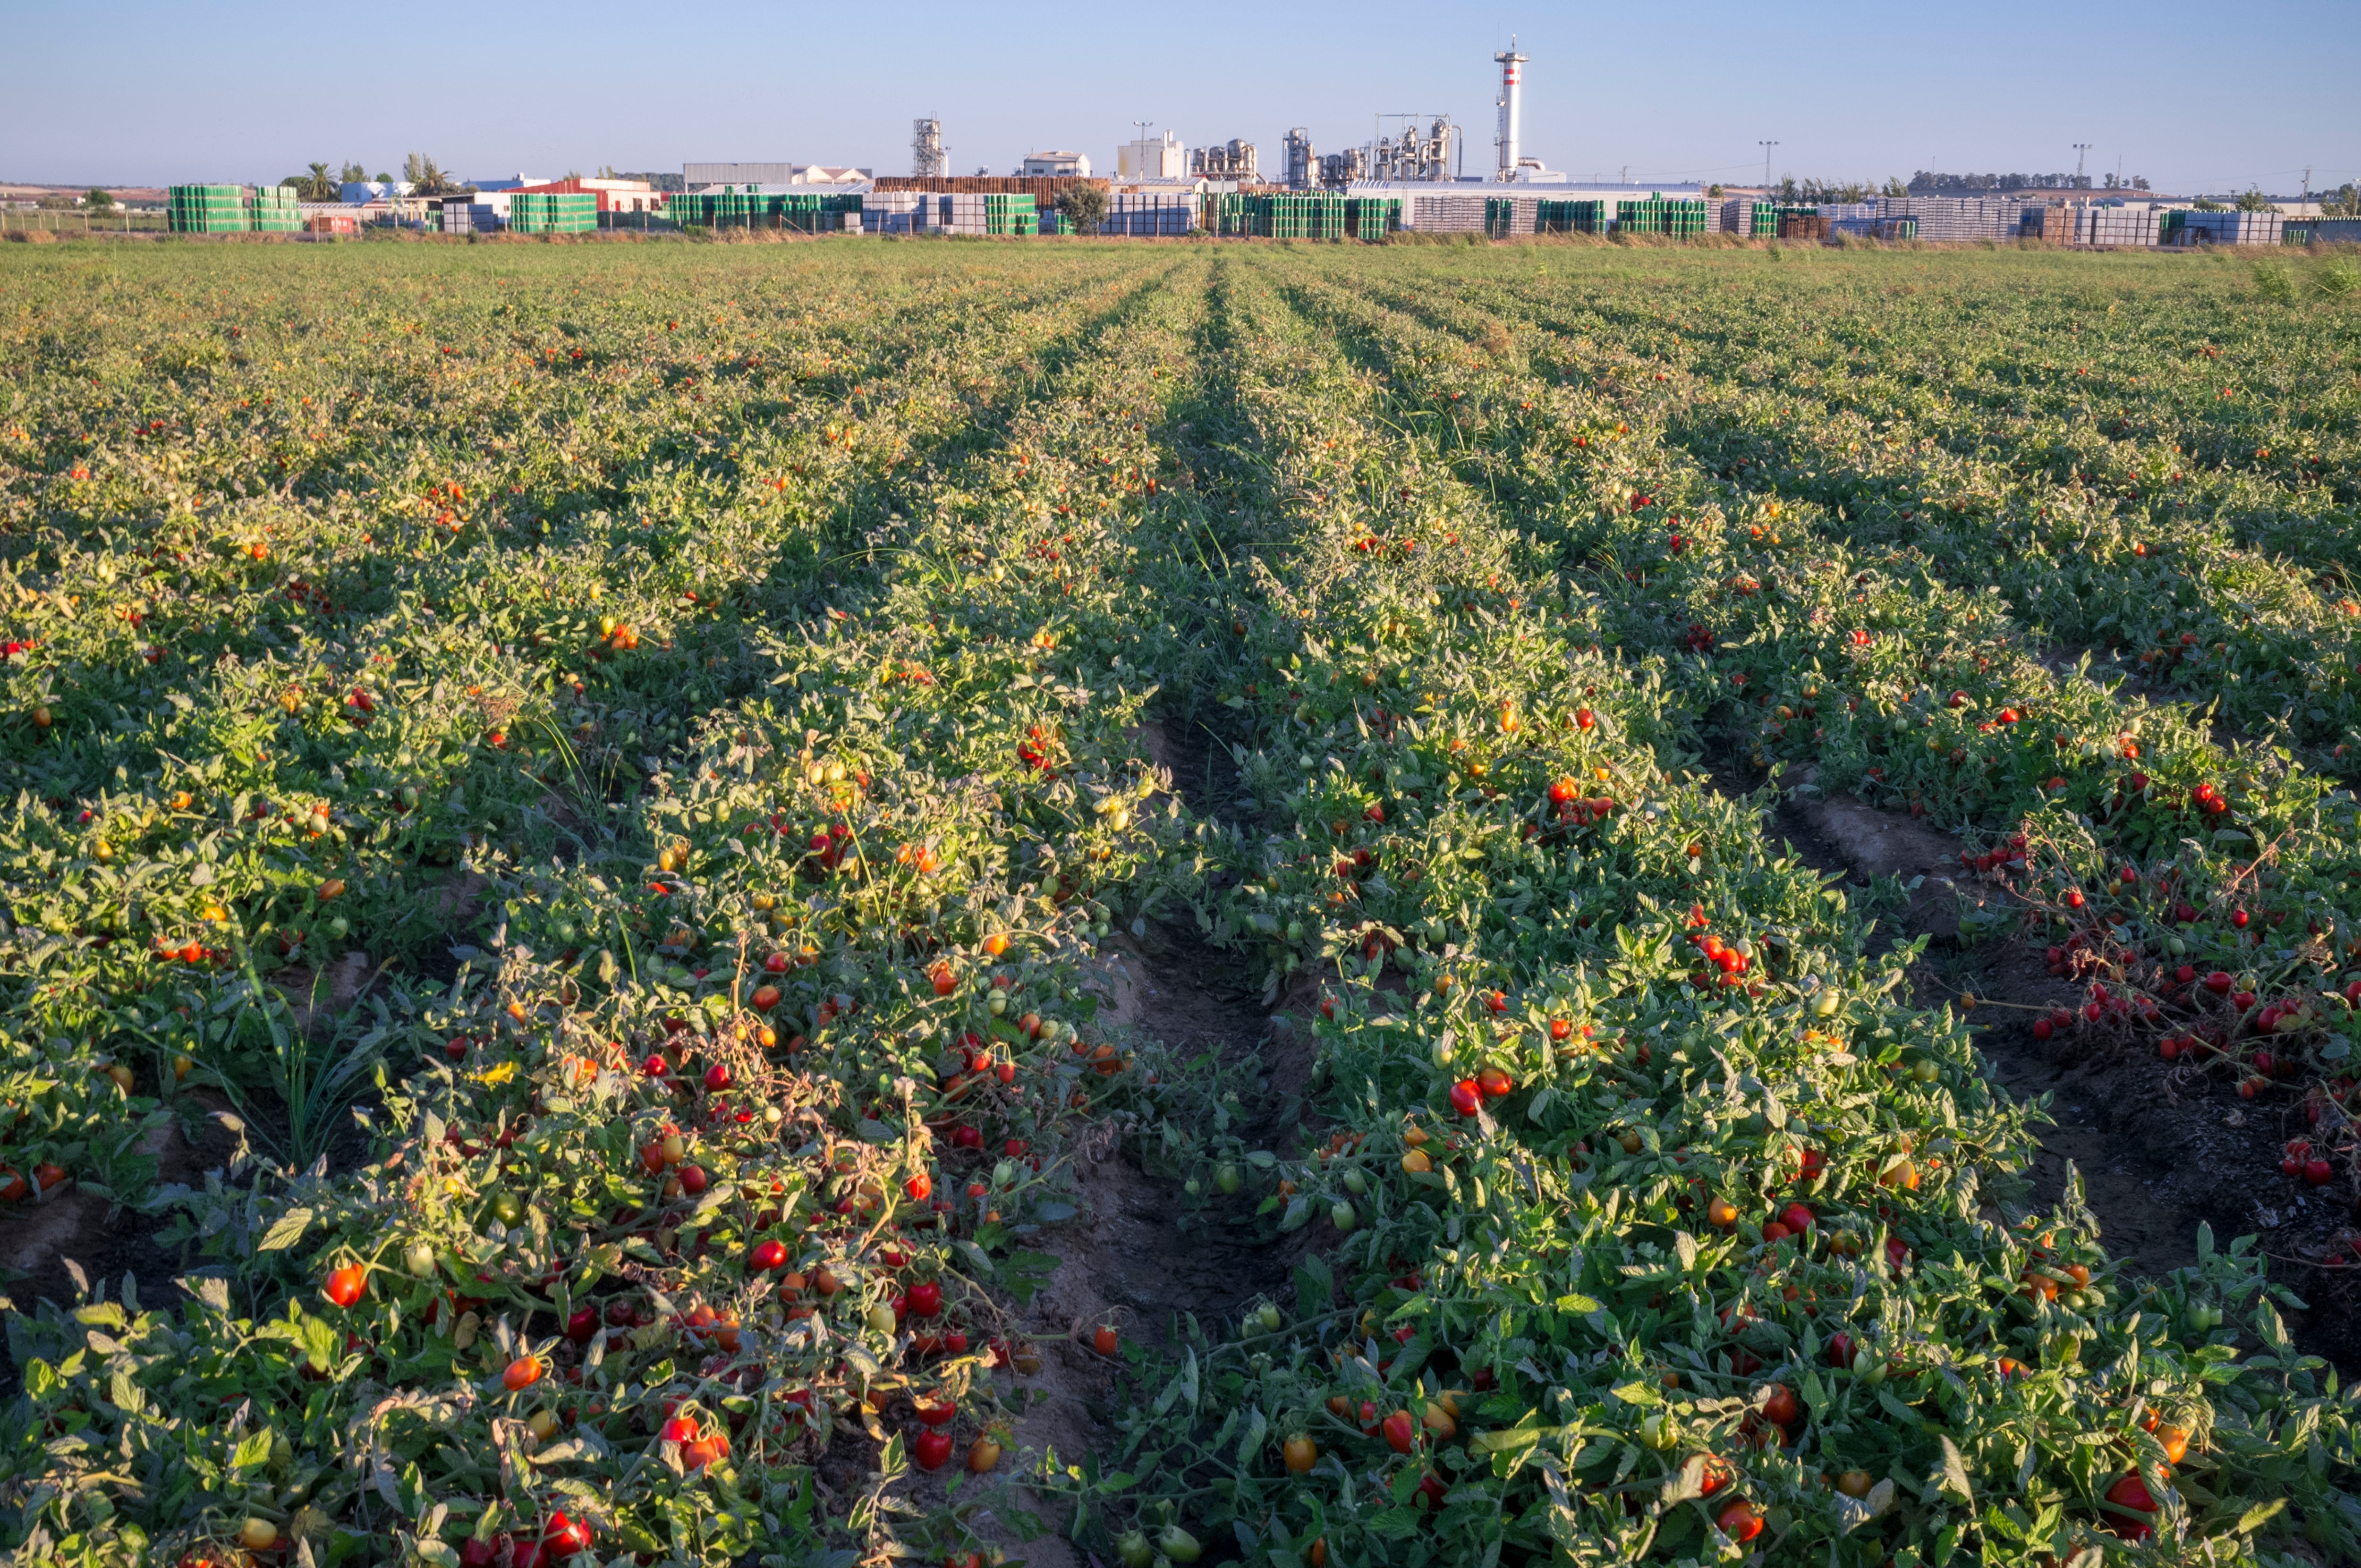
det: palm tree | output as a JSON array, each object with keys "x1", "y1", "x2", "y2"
[{"x1": 299, "y1": 162, "x2": 336, "y2": 201}]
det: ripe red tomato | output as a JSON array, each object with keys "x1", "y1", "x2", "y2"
[
  {"x1": 703, "y1": 1062, "x2": 732, "y2": 1092},
  {"x1": 916, "y1": 1395, "x2": 957, "y2": 1427},
  {"x1": 908, "y1": 1281, "x2": 943, "y2": 1318},
  {"x1": 543, "y1": 1513, "x2": 591, "y2": 1560},
  {"x1": 1415, "y1": 1470, "x2": 1448, "y2": 1510},
  {"x1": 952, "y1": 1124, "x2": 984, "y2": 1149},
  {"x1": 1476, "y1": 1067, "x2": 1514, "y2": 1100},
  {"x1": 751, "y1": 1239, "x2": 788, "y2": 1271},
  {"x1": 323, "y1": 1264, "x2": 366, "y2": 1309},
  {"x1": 905, "y1": 1171, "x2": 934, "y2": 1202},
  {"x1": 1779, "y1": 1202, "x2": 1813, "y2": 1234},
  {"x1": 764, "y1": 951, "x2": 790, "y2": 974},
  {"x1": 678, "y1": 1163, "x2": 708, "y2": 1196},
  {"x1": 913, "y1": 1427, "x2": 954, "y2": 1470},
  {"x1": 2104, "y1": 1472, "x2": 2157, "y2": 1540},
  {"x1": 1382, "y1": 1409, "x2": 1417, "y2": 1454},
  {"x1": 502, "y1": 1355, "x2": 543, "y2": 1391},
  {"x1": 1758, "y1": 1383, "x2": 1799, "y2": 1426},
  {"x1": 661, "y1": 1415, "x2": 699, "y2": 1444},
  {"x1": 1548, "y1": 1018, "x2": 1571, "y2": 1041},
  {"x1": 1575, "y1": 707, "x2": 1595, "y2": 729},
  {"x1": 1548, "y1": 777, "x2": 1579, "y2": 805},
  {"x1": 1716, "y1": 1501, "x2": 1764, "y2": 1543},
  {"x1": 751, "y1": 984, "x2": 781, "y2": 1012},
  {"x1": 1448, "y1": 1079, "x2": 1483, "y2": 1117},
  {"x1": 1092, "y1": 1324, "x2": 1119, "y2": 1356},
  {"x1": 931, "y1": 966, "x2": 956, "y2": 997},
  {"x1": 565, "y1": 1306, "x2": 599, "y2": 1343},
  {"x1": 1826, "y1": 1331, "x2": 1857, "y2": 1368}
]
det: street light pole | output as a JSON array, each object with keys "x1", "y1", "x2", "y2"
[
  {"x1": 1132, "y1": 120, "x2": 1153, "y2": 182},
  {"x1": 1759, "y1": 141, "x2": 1778, "y2": 190}
]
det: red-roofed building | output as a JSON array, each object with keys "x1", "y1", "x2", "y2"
[{"x1": 513, "y1": 177, "x2": 664, "y2": 215}]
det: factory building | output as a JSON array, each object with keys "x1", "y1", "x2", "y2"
[{"x1": 1117, "y1": 131, "x2": 1188, "y2": 182}]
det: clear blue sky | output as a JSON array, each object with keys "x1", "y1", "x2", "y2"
[{"x1": 7, "y1": 0, "x2": 2355, "y2": 196}]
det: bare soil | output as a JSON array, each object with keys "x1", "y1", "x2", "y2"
[
  {"x1": 1764, "y1": 777, "x2": 2359, "y2": 1371},
  {"x1": 873, "y1": 715, "x2": 1319, "y2": 1562},
  {"x1": 0, "y1": 1093, "x2": 245, "y2": 1398}
]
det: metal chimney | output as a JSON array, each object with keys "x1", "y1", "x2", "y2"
[{"x1": 1494, "y1": 39, "x2": 1527, "y2": 180}]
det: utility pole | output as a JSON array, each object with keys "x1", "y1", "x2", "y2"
[
  {"x1": 1131, "y1": 120, "x2": 1153, "y2": 181},
  {"x1": 1759, "y1": 140, "x2": 1778, "y2": 189},
  {"x1": 2304, "y1": 165, "x2": 2313, "y2": 212},
  {"x1": 2072, "y1": 143, "x2": 2092, "y2": 184}
]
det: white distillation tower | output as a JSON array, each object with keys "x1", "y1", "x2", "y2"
[{"x1": 1494, "y1": 38, "x2": 1527, "y2": 180}]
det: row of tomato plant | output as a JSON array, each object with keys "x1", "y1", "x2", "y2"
[
  {"x1": 1039, "y1": 251, "x2": 2361, "y2": 1567},
  {"x1": 1312, "y1": 247, "x2": 2361, "y2": 1219}
]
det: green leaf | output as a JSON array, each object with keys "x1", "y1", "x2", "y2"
[
  {"x1": 2236, "y1": 1498, "x2": 2287, "y2": 1533},
  {"x1": 257, "y1": 1206, "x2": 315, "y2": 1252},
  {"x1": 1554, "y1": 1293, "x2": 1602, "y2": 1314},
  {"x1": 1295, "y1": 1254, "x2": 1334, "y2": 1320},
  {"x1": 231, "y1": 1429, "x2": 274, "y2": 1472},
  {"x1": 1935, "y1": 1433, "x2": 1973, "y2": 1501}
]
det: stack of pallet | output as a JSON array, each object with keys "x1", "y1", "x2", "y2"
[
  {"x1": 916, "y1": 193, "x2": 1016, "y2": 236},
  {"x1": 1876, "y1": 196, "x2": 2023, "y2": 242},
  {"x1": 1483, "y1": 195, "x2": 1548, "y2": 237},
  {"x1": 1409, "y1": 194, "x2": 1488, "y2": 233},
  {"x1": 1831, "y1": 215, "x2": 1918, "y2": 242},
  {"x1": 1102, "y1": 190, "x2": 1197, "y2": 237},
  {"x1": 860, "y1": 191, "x2": 923, "y2": 235},
  {"x1": 1776, "y1": 208, "x2": 1827, "y2": 240},
  {"x1": 2071, "y1": 204, "x2": 2162, "y2": 247},
  {"x1": 2166, "y1": 210, "x2": 2283, "y2": 246},
  {"x1": 1718, "y1": 200, "x2": 1778, "y2": 238}
]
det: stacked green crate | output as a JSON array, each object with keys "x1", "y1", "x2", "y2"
[
  {"x1": 512, "y1": 191, "x2": 598, "y2": 234},
  {"x1": 1344, "y1": 197, "x2": 1400, "y2": 240},
  {"x1": 167, "y1": 185, "x2": 250, "y2": 234},
  {"x1": 984, "y1": 194, "x2": 1036, "y2": 236},
  {"x1": 1538, "y1": 199, "x2": 1610, "y2": 235},
  {"x1": 1614, "y1": 195, "x2": 1707, "y2": 237},
  {"x1": 251, "y1": 186, "x2": 300, "y2": 233}
]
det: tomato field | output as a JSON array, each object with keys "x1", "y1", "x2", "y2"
[{"x1": 3, "y1": 235, "x2": 2361, "y2": 1568}]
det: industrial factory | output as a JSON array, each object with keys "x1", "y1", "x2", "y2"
[{"x1": 157, "y1": 42, "x2": 2328, "y2": 248}]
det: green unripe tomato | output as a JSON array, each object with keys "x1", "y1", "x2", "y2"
[
  {"x1": 987, "y1": 989, "x2": 1008, "y2": 1015},
  {"x1": 1214, "y1": 1162, "x2": 1241, "y2": 1195},
  {"x1": 491, "y1": 1191, "x2": 524, "y2": 1226},
  {"x1": 1342, "y1": 1169, "x2": 1368, "y2": 1195},
  {"x1": 403, "y1": 1240, "x2": 438, "y2": 1278},
  {"x1": 1256, "y1": 1303, "x2": 1283, "y2": 1333},
  {"x1": 1115, "y1": 1532, "x2": 1154, "y2": 1568},
  {"x1": 1912, "y1": 1059, "x2": 1940, "y2": 1084},
  {"x1": 866, "y1": 1303, "x2": 897, "y2": 1335},
  {"x1": 1330, "y1": 1201, "x2": 1357, "y2": 1233},
  {"x1": 1158, "y1": 1525, "x2": 1202, "y2": 1563}
]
